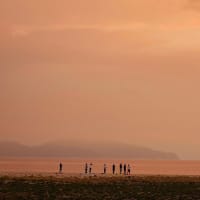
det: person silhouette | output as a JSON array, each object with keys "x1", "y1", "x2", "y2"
[
  {"x1": 104, "y1": 164, "x2": 107, "y2": 174},
  {"x1": 124, "y1": 164, "x2": 127, "y2": 175},
  {"x1": 89, "y1": 163, "x2": 92, "y2": 174},
  {"x1": 85, "y1": 163, "x2": 88, "y2": 174},
  {"x1": 120, "y1": 163, "x2": 123, "y2": 174},
  {"x1": 59, "y1": 162, "x2": 63, "y2": 173},
  {"x1": 112, "y1": 164, "x2": 116, "y2": 175}
]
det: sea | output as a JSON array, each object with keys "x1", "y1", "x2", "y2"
[{"x1": 0, "y1": 158, "x2": 200, "y2": 176}]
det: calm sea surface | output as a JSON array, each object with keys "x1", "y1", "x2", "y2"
[{"x1": 0, "y1": 158, "x2": 200, "y2": 176}]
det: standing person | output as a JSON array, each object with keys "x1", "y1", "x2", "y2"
[
  {"x1": 120, "y1": 163, "x2": 123, "y2": 174},
  {"x1": 85, "y1": 163, "x2": 88, "y2": 174},
  {"x1": 124, "y1": 164, "x2": 127, "y2": 175},
  {"x1": 112, "y1": 164, "x2": 116, "y2": 175},
  {"x1": 89, "y1": 163, "x2": 93, "y2": 174},
  {"x1": 127, "y1": 164, "x2": 131, "y2": 175},
  {"x1": 104, "y1": 164, "x2": 107, "y2": 174},
  {"x1": 59, "y1": 162, "x2": 63, "y2": 173}
]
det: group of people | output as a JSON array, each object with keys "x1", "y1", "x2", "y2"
[
  {"x1": 85, "y1": 163, "x2": 132, "y2": 175},
  {"x1": 105, "y1": 163, "x2": 131, "y2": 175},
  {"x1": 84, "y1": 163, "x2": 93, "y2": 174},
  {"x1": 59, "y1": 162, "x2": 132, "y2": 175}
]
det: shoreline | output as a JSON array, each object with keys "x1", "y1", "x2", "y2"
[
  {"x1": 1, "y1": 172, "x2": 200, "y2": 179},
  {"x1": 1, "y1": 174, "x2": 200, "y2": 199}
]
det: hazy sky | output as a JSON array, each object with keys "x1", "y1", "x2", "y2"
[{"x1": 1, "y1": 0, "x2": 200, "y2": 159}]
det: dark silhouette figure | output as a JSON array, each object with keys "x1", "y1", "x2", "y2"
[
  {"x1": 124, "y1": 164, "x2": 127, "y2": 175},
  {"x1": 127, "y1": 164, "x2": 131, "y2": 175},
  {"x1": 120, "y1": 163, "x2": 123, "y2": 174},
  {"x1": 104, "y1": 164, "x2": 107, "y2": 174},
  {"x1": 89, "y1": 163, "x2": 92, "y2": 174},
  {"x1": 112, "y1": 164, "x2": 116, "y2": 175},
  {"x1": 59, "y1": 162, "x2": 63, "y2": 173},
  {"x1": 85, "y1": 163, "x2": 88, "y2": 174}
]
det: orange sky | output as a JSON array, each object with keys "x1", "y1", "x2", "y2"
[{"x1": 1, "y1": 0, "x2": 200, "y2": 159}]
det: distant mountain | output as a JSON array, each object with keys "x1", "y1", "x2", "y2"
[{"x1": 0, "y1": 141, "x2": 179, "y2": 160}]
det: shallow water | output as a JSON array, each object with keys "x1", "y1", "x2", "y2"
[{"x1": 0, "y1": 158, "x2": 200, "y2": 176}]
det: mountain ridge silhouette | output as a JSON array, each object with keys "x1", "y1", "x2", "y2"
[{"x1": 0, "y1": 140, "x2": 179, "y2": 160}]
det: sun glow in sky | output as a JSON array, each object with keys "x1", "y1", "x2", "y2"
[{"x1": 1, "y1": 0, "x2": 200, "y2": 159}]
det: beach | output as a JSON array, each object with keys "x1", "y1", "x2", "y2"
[{"x1": 0, "y1": 174, "x2": 200, "y2": 200}]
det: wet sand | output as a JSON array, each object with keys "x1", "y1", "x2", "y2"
[{"x1": 0, "y1": 174, "x2": 200, "y2": 199}]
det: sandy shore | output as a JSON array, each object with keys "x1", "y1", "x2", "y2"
[
  {"x1": 0, "y1": 174, "x2": 200, "y2": 199},
  {"x1": 1, "y1": 171, "x2": 200, "y2": 178}
]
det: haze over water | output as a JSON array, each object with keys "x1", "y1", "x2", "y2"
[
  {"x1": 1, "y1": 0, "x2": 200, "y2": 161},
  {"x1": 0, "y1": 158, "x2": 200, "y2": 176}
]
